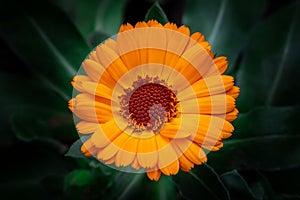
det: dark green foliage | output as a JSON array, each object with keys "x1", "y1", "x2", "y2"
[
  {"x1": 0, "y1": 0, "x2": 299, "y2": 199},
  {"x1": 145, "y1": 1, "x2": 169, "y2": 24}
]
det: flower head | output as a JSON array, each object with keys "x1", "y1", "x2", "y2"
[{"x1": 69, "y1": 20, "x2": 239, "y2": 181}]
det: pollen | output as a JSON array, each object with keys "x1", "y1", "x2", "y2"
[{"x1": 128, "y1": 83, "x2": 178, "y2": 131}]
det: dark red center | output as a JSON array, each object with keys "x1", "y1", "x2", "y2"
[{"x1": 128, "y1": 83, "x2": 178, "y2": 129}]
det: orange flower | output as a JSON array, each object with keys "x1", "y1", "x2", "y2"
[{"x1": 69, "y1": 20, "x2": 239, "y2": 181}]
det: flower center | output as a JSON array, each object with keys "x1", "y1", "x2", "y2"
[
  {"x1": 119, "y1": 76, "x2": 179, "y2": 133},
  {"x1": 128, "y1": 83, "x2": 178, "y2": 131}
]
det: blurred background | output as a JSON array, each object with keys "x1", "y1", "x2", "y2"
[{"x1": 0, "y1": 0, "x2": 299, "y2": 199}]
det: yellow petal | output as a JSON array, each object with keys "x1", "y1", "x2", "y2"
[
  {"x1": 227, "y1": 86, "x2": 240, "y2": 99},
  {"x1": 71, "y1": 75, "x2": 92, "y2": 93},
  {"x1": 146, "y1": 169, "x2": 162, "y2": 181},
  {"x1": 82, "y1": 59, "x2": 115, "y2": 88},
  {"x1": 76, "y1": 121, "x2": 99, "y2": 134},
  {"x1": 97, "y1": 133, "x2": 130, "y2": 161},
  {"x1": 137, "y1": 135, "x2": 158, "y2": 168},
  {"x1": 95, "y1": 43, "x2": 128, "y2": 83},
  {"x1": 88, "y1": 50, "x2": 100, "y2": 62},
  {"x1": 160, "y1": 160, "x2": 179, "y2": 176},
  {"x1": 177, "y1": 25, "x2": 190, "y2": 36},
  {"x1": 179, "y1": 75, "x2": 234, "y2": 101},
  {"x1": 205, "y1": 56, "x2": 228, "y2": 76},
  {"x1": 178, "y1": 154, "x2": 194, "y2": 172},
  {"x1": 172, "y1": 43, "x2": 215, "y2": 84},
  {"x1": 188, "y1": 115, "x2": 234, "y2": 149},
  {"x1": 135, "y1": 21, "x2": 148, "y2": 28},
  {"x1": 103, "y1": 38, "x2": 117, "y2": 52},
  {"x1": 131, "y1": 156, "x2": 142, "y2": 170},
  {"x1": 155, "y1": 134, "x2": 178, "y2": 170},
  {"x1": 81, "y1": 138, "x2": 98, "y2": 156},
  {"x1": 159, "y1": 118, "x2": 190, "y2": 139},
  {"x1": 147, "y1": 20, "x2": 162, "y2": 27},
  {"x1": 175, "y1": 139, "x2": 207, "y2": 165},
  {"x1": 105, "y1": 58, "x2": 129, "y2": 84},
  {"x1": 164, "y1": 22, "x2": 178, "y2": 30},
  {"x1": 115, "y1": 136, "x2": 138, "y2": 167},
  {"x1": 91, "y1": 120, "x2": 123, "y2": 148},
  {"x1": 119, "y1": 50, "x2": 141, "y2": 70},
  {"x1": 82, "y1": 81, "x2": 112, "y2": 99},
  {"x1": 180, "y1": 94, "x2": 236, "y2": 115},
  {"x1": 72, "y1": 93, "x2": 113, "y2": 123},
  {"x1": 190, "y1": 32, "x2": 205, "y2": 43},
  {"x1": 186, "y1": 143, "x2": 207, "y2": 164},
  {"x1": 119, "y1": 23, "x2": 134, "y2": 32},
  {"x1": 222, "y1": 108, "x2": 239, "y2": 122}
]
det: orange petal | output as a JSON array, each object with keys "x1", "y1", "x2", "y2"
[
  {"x1": 115, "y1": 136, "x2": 138, "y2": 167},
  {"x1": 97, "y1": 133, "x2": 130, "y2": 161},
  {"x1": 177, "y1": 25, "x2": 190, "y2": 36},
  {"x1": 227, "y1": 86, "x2": 240, "y2": 99},
  {"x1": 71, "y1": 75, "x2": 92, "y2": 93},
  {"x1": 160, "y1": 160, "x2": 179, "y2": 176},
  {"x1": 180, "y1": 94, "x2": 236, "y2": 115},
  {"x1": 137, "y1": 135, "x2": 158, "y2": 168},
  {"x1": 155, "y1": 134, "x2": 178, "y2": 170},
  {"x1": 178, "y1": 154, "x2": 194, "y2": 172},
  {"x1": 119, "y1": 23, "x2": 134, "y2": 32},
  {"x1": 222, "y1": 108, "x2": 239, "y2": 122},
  {"x1": 131, "y1": 156, "x2": 142, "y2": 170},
  {"x1": 135, "y1": 21, "x2": 148, "y2": 28},
  {"x1": 76, "y1": 121, "x2": 99, "y2": 134},
  {"x1": 82, "y1": 59, "x2": 115, "y2": 88},
  {"x1": 190, "y1": 32, "x2": 205, "y2": 43},
  {"x1": 175, "y1": 139, "x2": 207, "y2": 165},
  {"x1": 71, "y1": 93, "x2": 113, "y2": 123},
  {"x1": 81, "y1": 138, "x2": 98, "y2": 156},
  {"x1": 205, "y1": 56, "x2": 228, "y2": 76},
  {"x1": 91, "y1": 120, "x2": 123, "y2": 148},
  {"x1": 164, "y1": 22, "x2": 178, "y2": 30},
  {"x1": 159, "y1": 118, "x2": 190, "y2": 139},
  {"x1": 146, "y1": 169, "x2": 162, "y2": 181},
  {"x1": 178, "y1": 75, "x2": 234, "y2": 101}
]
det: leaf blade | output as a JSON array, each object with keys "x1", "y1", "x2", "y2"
[
  {"x1": 183, "y1": 0, "x2": 266, "y2": 68},
  {"x1": 145, "y1": 2, "x2": 169, "y2": 24},
  {"x1": 236, "y1": 2, "x2": 300, "y2": 111},
  {"x1": 172, "y1": 164, "x2": 230, "y2": 200},
  {"x1": 0, "y1": 0, "x2": 90, "y2": 99},
  {"x1": 65, "y1": 136, "x2": 90, "y2": 158}
]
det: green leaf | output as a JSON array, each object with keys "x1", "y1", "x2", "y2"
[
  {"x1": 233, "y1": 106, "x2": 300, "y2": 138},
  {"x1": 236, "y1": 2, "x2": 300, "y2": 112},
  {"x1": 0, "y1": 72, "x2": 66, "y2": 111},
  {"x1": 65, "y1": 170, "x2": 93, "y2": 187},
  {"x1": 263, "y1": 167, "x2": 300, "y2": 198},
  {"x1": 0, "y1": 142, "x2": 75, "y2": 199},
  {"x1": 172, "y1": 164, "x2": 230, "y2": 200},
  {"x1": 11, "y1": 108, "x2": 76, "y2": 143},
  {"x1": 95, "y1": 0, "x2": 128, "y2": 35},
  {"x1": 65, "y1": 136, "x2": 90, "y2": 158},
  {"x1": 208, "y1": 135, "x2": 300, "y2": 170},
  {"x1": 41, "y1": 175, "x2": 65, "y2": 197},
  {"x1": 87, "y1": 31, "x2": 109, "y2": 49},
  {"x1": 64, "y1": 169, "x2": 106, "y2": 199},
  {"x1": 145, "y1": 2, "x2": 169, "y2": 24},
  {"x1": 221, "y1": 170, "x2": 258, "y2": 200},
  {"x1": 144, "y1": 176, "x2": 176, "y2": 200},
  {"x1": 54, "y1": 0, "x2": 127, "y2": 37},
  {"x1": 0, "y1": 0, "x2": 90, "y2": 100},
  {"x1": 106, "y1": 173, "x2": 145, "y2": 200},
  {"x1": 183, "y1": 0, "x2": 266, "y2": 69},
  {"x1": 0, "y1": 72, "x2": 68, "y2": 147}
]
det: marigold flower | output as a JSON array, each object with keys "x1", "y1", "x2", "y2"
[{"x1": 69, "y1": 20, "x2": 239, "y2": 181}]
